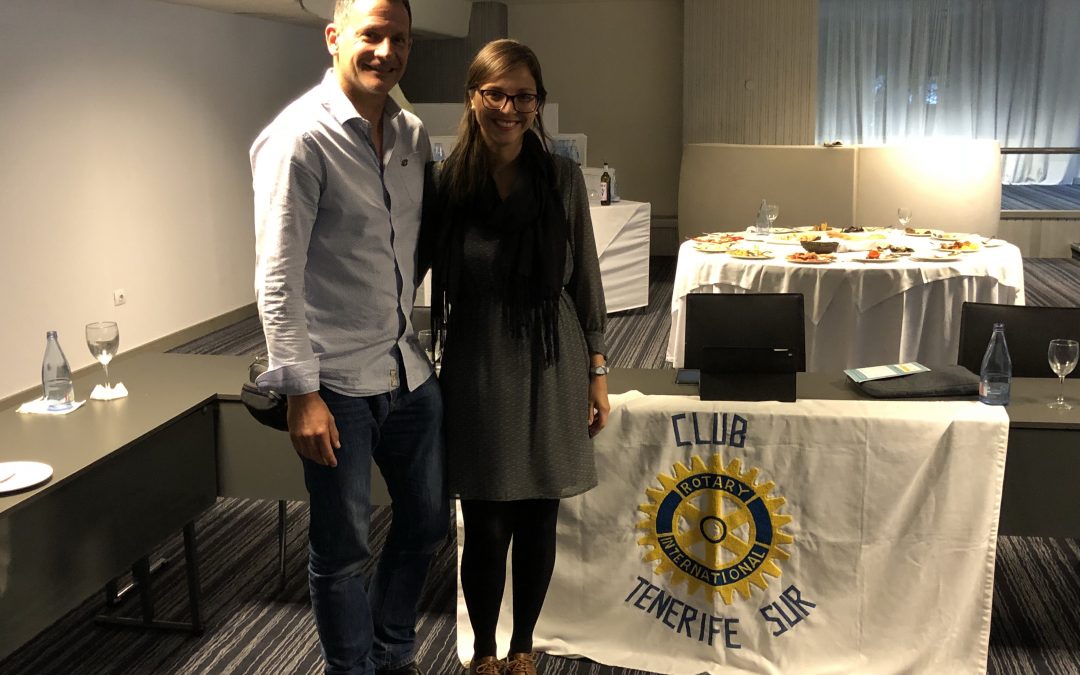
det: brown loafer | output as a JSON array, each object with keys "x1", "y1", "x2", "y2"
[
  {"x1": 468, "y1": 655, "x2": 503, "y2": 675},
  {"x1": 505, "y1": 652, "x2": 537, "y2": 675}
]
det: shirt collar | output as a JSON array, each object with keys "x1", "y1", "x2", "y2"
[{"x1": 320, "y1": 69, "x2": 403, "y2": 131}]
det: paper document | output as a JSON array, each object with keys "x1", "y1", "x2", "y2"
[{"x1": 844, "y1": 362, "x2": 930, "y2": 383}]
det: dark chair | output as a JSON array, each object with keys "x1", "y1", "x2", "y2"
[
  {"x1": 684, "y1": 292, "x2": 806, "y2": 371},
  {"x1": 957, "y1": 302, "x2": 1080, "y2": 377}
]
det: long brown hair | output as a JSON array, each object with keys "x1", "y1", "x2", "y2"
[{"x1": 441, "y1": 39, "x2": 555, "y2": 205}]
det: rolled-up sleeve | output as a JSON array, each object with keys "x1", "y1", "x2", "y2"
[
  {"x1": 564, "y1": 162, "x2": 608, "y2": 358},
  {"x1": 251, "y1": 130, "x2": 324, "y2": 395}
]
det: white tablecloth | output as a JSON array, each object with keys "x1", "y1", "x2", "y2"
[
  {"x1": 591, "y1": 200, "x2": 651, "y2": 313},
  {"x1": 456, "y1": 393, "x2": 1009, "y2": 674},
  {"x1": 666, "y1": 234, "x2": 1025, "y2": 371}
]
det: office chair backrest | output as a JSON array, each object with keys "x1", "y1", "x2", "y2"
[
  {"x1": 957, "y1": 302, "x2": 1080, "y2": 377},
  {"x1": 684, "y1": 293, "x2": 807, "y2": 372}
]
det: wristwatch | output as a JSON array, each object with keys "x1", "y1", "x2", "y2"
[{"x1": 590, "y1": 364, "x2": 610, "y2": 376}]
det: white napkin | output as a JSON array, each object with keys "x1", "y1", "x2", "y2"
[
  {"x1": 90, "y1": 382, "x2": 128, "y2": 400},
  {"x1": 16, "y1": 398, "x2": 86, "y2": 415}
]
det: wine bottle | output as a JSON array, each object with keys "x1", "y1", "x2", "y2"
[{"x1": 600, "y1": 162, "x2": 611, "y2": 206}]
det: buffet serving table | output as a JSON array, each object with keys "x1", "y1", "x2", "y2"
[{"x1": 666, "y1": 232, "x2": 1025, "y2": 371}]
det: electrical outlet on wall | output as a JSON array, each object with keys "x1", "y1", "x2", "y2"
[{"x1": 113, "y1": 289, "x2": 127, "y2": 307}]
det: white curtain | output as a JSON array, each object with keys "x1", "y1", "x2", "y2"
[{"x1": 818, "y1": 0, "x2": 1080, "y2": 184}]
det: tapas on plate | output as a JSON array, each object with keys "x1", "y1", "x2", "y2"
[
  {"x1": 693, "y1": 240, "x2": 737, "y2": 252},
  {"x1": 729, "y1": 246, "x2": 775, "y2": 260},
  {"x1": 786, "y1": 251, "x2": 836, "y2": 264},
  {"x1": 930, "y1": 232, "x2": 968, "y2": 241},
  {"x1": 938, "y1": 240, "x2": 981, "y2": 253},
  {"x1": 692, "y1": 233, "x2": 743, "y2": 244},
  {"x1": 904, "y1": 227, "x2": 934, "y2": 237},
  {"x1": 858, "y1": 249, "x2": 902, "y2": 263},
  {"x1": 874, "y1": 244, "x2": 914, "y2": 255}
]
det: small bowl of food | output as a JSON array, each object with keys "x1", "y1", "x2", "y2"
[{"x1": 801, "y1": 239, "x2": 839, "y2": 254}]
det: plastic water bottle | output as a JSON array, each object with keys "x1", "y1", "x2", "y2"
[
  {"x1": 41, "y1": 330, "x2": 74, "y2": 410},
  {"x1": 978, "y1": 322, "x2": 1011, "y2": 406}
]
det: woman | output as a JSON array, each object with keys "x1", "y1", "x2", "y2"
[{"x1": 421, "y1": 39, "x2": 610, "y2": 675}]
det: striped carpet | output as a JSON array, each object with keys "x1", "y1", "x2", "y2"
[{"x1": 3, "y1": 257, "x2": 1079, "y2": 675}]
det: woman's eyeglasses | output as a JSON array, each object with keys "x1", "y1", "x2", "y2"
[{"x1": 477, "y1": 89, "x2": 540, "y2": 113}]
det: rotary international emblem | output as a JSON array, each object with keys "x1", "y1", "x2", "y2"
[{"x1": 637, "y1": 455, "x2": 793, "y2": 604}]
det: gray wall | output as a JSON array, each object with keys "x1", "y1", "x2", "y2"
[
  {"x1": 684, "y1": 0, "x2": 818, "y2": 145},
  {"x1": 510, "y1": 0, "x2": 684, "y2": 218},
  {"x1": 0, "y1": 0, "x2": 327, "y2": 401}
]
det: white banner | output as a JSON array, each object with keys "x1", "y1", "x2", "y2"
[{"x1": 457, "y1": 393, "x2": 1009, "y2": 674}]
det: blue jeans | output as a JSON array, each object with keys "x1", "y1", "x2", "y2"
[{"x1": 303, "y1": 374, "x2": 448, "y2": 675}]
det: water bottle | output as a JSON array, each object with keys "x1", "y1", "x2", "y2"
[
  {"x1": 978, "y1": 322, "x2": 1011, "y2": 405},
  {"x1": 41, "y1": 330, "x2": 75, "y2": 410},
  {"x1": 755, "y1": 199, "x2": 769, "y2": 235}
]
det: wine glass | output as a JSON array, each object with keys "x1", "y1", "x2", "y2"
[
  {"x1": 897, "y1": 207, "x2": 912, "y2": 229},
  {"x1": 766, "y1": 204, "x2": 779, "y2": 231},
  {"x1": 1047, "y1": 339, "x2": 1079, "y2": 409},
  {"x1": 86, "y1": 321, "x2": 120, "y2": 391}
]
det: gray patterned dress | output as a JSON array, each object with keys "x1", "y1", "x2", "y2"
[{"x1": 435, "y1": 155, "x2": 608, "y2": 501}]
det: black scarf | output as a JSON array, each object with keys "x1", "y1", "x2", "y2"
[{"x1": 428, "y1": 133, "x2": 568, "y2": 366}]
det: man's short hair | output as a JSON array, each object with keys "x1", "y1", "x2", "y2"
[{"x1": 334, "y1": 0, "x2": 413, "y2": 28}]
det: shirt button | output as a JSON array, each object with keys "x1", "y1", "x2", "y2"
[{"x1": 401, "y1": 158, "x2": 408, "y2": 166}]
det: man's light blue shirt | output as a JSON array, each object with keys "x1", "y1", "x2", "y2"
[{"x1": 251, "y1": 70, "x2": 431, "y2": 396}]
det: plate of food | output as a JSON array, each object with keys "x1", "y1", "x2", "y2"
[
  {"x1": 728, "y1": 246, "x2": 774, "y2": 260},
  {"x1": 911, "y1": 252, "x2": 962, "y2": 262},
  {"x1": 693, "y1": 240, "x2": 737, "y2": 253},
  {"x1": 938, "y1": 240, "x2": 981, "y2": 253},
  {"x1": 692, "y1": 233, "x2": 743, "y2": 244},
  {"x1": 786, "y1": 251, "x2": 836, "y2": 265},
  {"x1": 930, "y1": 232, "x2": 967, "y2": 242},
  {"x1": 857, "y1": 249, "x2": 902, "y2": 263},
  {"x1": 767, "y1": 232, "x2": 807, "y2": 245},
  {"x1": 904, "y1": 227, "x2": 934, "y2": 237},
  {"x1": 875, "y1": 244, "x2": 914, "y2": 256}
]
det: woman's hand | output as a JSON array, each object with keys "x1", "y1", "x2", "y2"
[{"x1": 588, "y1": 372, "x2": 610, "y2": 437}]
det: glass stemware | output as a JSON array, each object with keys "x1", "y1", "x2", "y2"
[
  {"x1": 897, "y1": 207, "x2": 912, "y2": 229},
  {"x1": 766, "y1": 204, "x2": 779, "y2": 230},
  {"x1": 86, "y1": 321, "x2": 120, "y2": 391},
  {"x1": 1047, "y1": 338, "x2": 1079, "y2": 409}
]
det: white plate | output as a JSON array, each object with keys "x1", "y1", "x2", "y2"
[
  {"x1": 911, "y1": 253, "x2": 962, "y2": 262},
  {"x1": 0, "y1": 461, "x2": 54, "y2": 494},
  {"x1": 856, "y1": 255, "x2": 902, "y2": 263},
  {"x1": 981, "y1": 238, "x2": 1004, "y2": 247},
  {"x1": 728, "y1": 251, "x2": 775, "y2": 260},
  {"x1": 693, "y1": 241, "x2": 734, "y2": 253},
  {"x1": 930, "y1": 233, "x2": 968, "y2": 242}
]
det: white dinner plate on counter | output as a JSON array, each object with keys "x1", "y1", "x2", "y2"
[{"x1": 0, "y1": 461, "x2": 54, "y2": 494}]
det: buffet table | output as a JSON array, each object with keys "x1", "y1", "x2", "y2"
[
  {"x1": 666, "y1": 231, "x2": 1025, "y2": 371},
  {"x1": 456, "y1": 386, "x2": 1011, "y2": 674},
  {"x1": 591, "y1": 200, "x2": 651, "y2": 312}
]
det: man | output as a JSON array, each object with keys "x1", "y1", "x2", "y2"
[{"x1": 249, "y1": 1, "x2": 446, "y2": 673}]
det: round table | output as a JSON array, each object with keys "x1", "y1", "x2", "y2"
[{"x1": 667, "y1": 232, "x2": 1026, "y2": 372}]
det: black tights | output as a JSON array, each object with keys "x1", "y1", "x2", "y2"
[{"x1": 459, "y1": 498, "x2": 560, "y2": 658}]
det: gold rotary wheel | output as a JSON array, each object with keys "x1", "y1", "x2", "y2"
[{"x1": 637, "y1": 455, "x2": 794, "y2": 604}]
